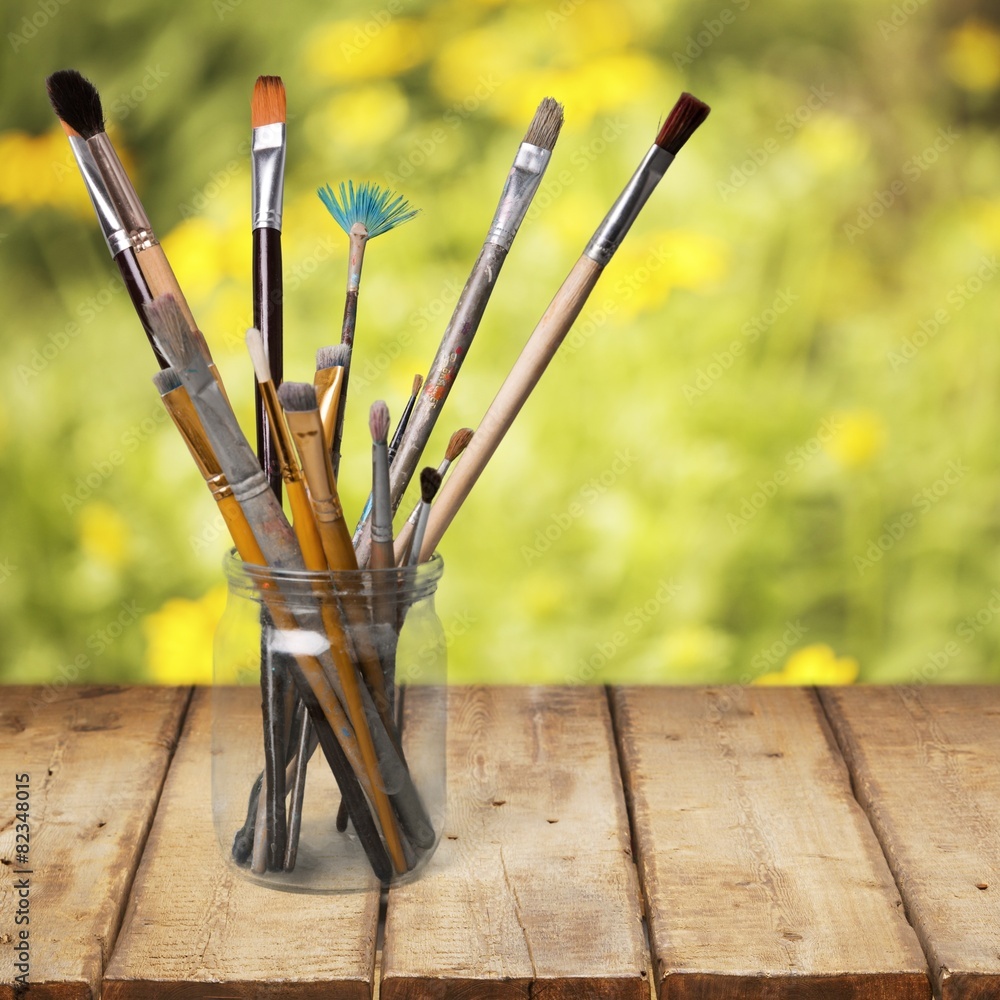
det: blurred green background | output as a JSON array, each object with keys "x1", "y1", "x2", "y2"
[{"x1": 1, "y1": 0, "x2": 999, "y2": 688}]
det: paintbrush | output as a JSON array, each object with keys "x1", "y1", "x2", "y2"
[
  {"x1": 406, "y1": 468, "x2": 442, "y2": 568},
  {"x1": 55, "y1": 119, "x2": 166, "y2": 367},
  {"x1": 354, "y1": 374, "x2": 422, "y2": 540},
  {"x1": 314, "y1": 344, "x2": 351, "y2": 467},
  {"x1": 368, "y1": 401, "x2": 394, "y2": 572},
  {"x1": 355, "y1": 97, "x2": 564, "y2": 566},
  {"x1": 418, "y1": 93, "x2": 710, "y2": 561},
  {"x1": 45, "y1": 71, "x2": 219, "y2": 377},
  {"x1": 318, "y1": 180, "x2": 418, "y2": 477},
  {"x1": 277, "y1": 381, "x2": 410, "y2": 872},
  {"x1": 251, "y1": 76, "x2": 287, "y2": 502},
  {"x1": 247, "y1": 329, "x2": 326, "y2": 570},
  {"x1": 394, "y1": 428, "x2": 472, "y2": 565}
]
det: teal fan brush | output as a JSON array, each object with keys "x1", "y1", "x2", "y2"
[
  {"x1": 318, "y1": 180, "x2": 418, "y2": 349},
  {"x1": 317, "y1": 180, "x2": 418, "y2": 476}
]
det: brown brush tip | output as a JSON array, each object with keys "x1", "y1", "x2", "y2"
[
  {"x1": 145, "y1": 295, "x2": 195, "y2": 368},
  {"x1": 523, "y1": 97, "x2": 564, "y2": 151},
  {"x1": 410, "y1": 373, "x2": 423, "y2": 397},
  {"x1": 46, "y1": 69, "x2": 104, "y2": 139},
  {"x1": 277, "y1": 380, "x2": 318, "y2": 412},
  {"x1": 251, "y1": 75, "x2": 287, "y2": 128},
  {"x1": 445, "y1": 428, "x2": 473, "y2": 462},
  {"x1": 420, "y1": 467, "x2": 442, "y2": 504},
  {"x1": 58, "y1": 119, "x2": 80, "y2": 138},
  {"x1": 152, "y1": 367, "x2": 182, "y2": 396},
  {"x1": 655, "y1": 92, "x2": 710, "y2": 155},
  {"x1": 369, "y1": 400, "x2": 390, "y2": 444},
  {"x1": 316, "y1": 344, "x2": 351, "y2": 370}
]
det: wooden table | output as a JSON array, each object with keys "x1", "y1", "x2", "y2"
[{"x1": 1, "y1": 686, "x2": 997, "y2": 1000}]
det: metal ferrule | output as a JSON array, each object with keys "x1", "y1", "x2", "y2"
[
  {"x1": 584, "y1": 145, "x2": 675, "y2": 266},
  {"x1": 486, "y1": 142, "x2": 551, "y2": 251},
  {"x1": 85, "y1": 132, "x2": 155, "y2": 243},
  {"x1": 371, "y1": 448, "x2": 393, "y2": 543},
  {"x1": 67, "y1": 135, "x2": 131, "y2": 257},
  {"x1": 206, "y1": 472, "x2": 234, "y2": 502},
  {"x1": 251, "y1": 123, "x2": 286, "y2": 231}
]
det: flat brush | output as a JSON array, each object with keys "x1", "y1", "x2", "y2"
[
  {"x1": 46, "y1": 71, "x2": 217, "y2": 371},
  {"x1": 251, "y1": 76, "x2": 287, "y2": 502},
  {"x1": 354, "y1": 374, "x2": 422, "y2": 540},
  {"x1": 419, "y1": 93, "x2": 710, "y2": 562},
  {"x1": 318, "y1": 181, "x2": 418, "y2": 478},
  {"x1": 368, "y1": 401, "x2": 394, "y2": 572},
  {"x1": 407, "y1": 467, "x2": 442, "y2": 568},
  {"x1": 247, "y1": 328, "x2": 326, "y2": 571},
  {"x1": 394, "y1": 427, "x2": 472, "y2": 565},
  {"x1": 314, "y1": 344, "x2": 351, "y2": 468},
  {"x1": 57, "y1": 120, "x2": 166, "y2": 367},
  {"x1": 355, "y1": 97, "x2": 564, "y2": 566}
]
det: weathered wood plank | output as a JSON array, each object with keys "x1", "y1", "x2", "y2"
[
  {"x1": 102, "y1": 687, "x2": 379, "y2": 1000},
  {"x1": 613, "y1": 686, "x2": 931, "y2": 1000},
  {"x1": 0, "y1": 685, "x2": 189, "y2": 1000},
  {"x1": 820, "y1": 686, "x2": 1000, "y2": 1000},
  {"x1": 381, "y1": 686, "x2": 648, "y2": 1000}
]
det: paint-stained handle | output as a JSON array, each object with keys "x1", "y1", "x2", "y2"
[{"x1": 420, "y1": 255, "x2": 603, "y2": 559}]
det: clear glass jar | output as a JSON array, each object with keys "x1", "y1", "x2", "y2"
[{"x1": 212, "y1": 550, "x2": 446, "y2": 893}]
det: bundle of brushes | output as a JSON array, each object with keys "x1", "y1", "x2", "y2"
[{"x1": 45, "y1": 66, "x2": 709, "y2": 881}]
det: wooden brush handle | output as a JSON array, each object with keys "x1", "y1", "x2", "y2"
[
  {"x1": 135, "y1": 244, "x2": 199, "y2": 334},
  {"x1": 421, "y1": 255, "x2": 603, "y2": 559},
  {"x1": 286, "y1": 479, "x2": 327, "y2": 572}
]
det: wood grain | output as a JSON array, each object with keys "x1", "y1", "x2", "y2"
[
  {"x1": 102, "y1": 687, "x2": 379, "y2": 1000},
  {"x1": 381, "y1": 686, "x2": 648, "y2": 1000},
  {"x1": 612, "y1": 686, "x2": 931, "y2": 1000},
  {"x1": 0, "y1": 685, "x2": 189, "y2": 1000},
  {"x1": 820, "y1": 686, "x2": 1000, "y2": 1000}
]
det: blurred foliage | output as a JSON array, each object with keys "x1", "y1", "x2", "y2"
[{"x1": 1, "y1": 0, "x2": 999, "y2": 687}]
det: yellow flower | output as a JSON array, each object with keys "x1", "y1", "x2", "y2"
[
  {"x1": 305, "y1": 18, "x2": 429, "y2": 84},
  {"x1": 143, "y1": 585, "x2": 227, "y2": 684},
  {"x1": 755, "y1": 643, "x2": 858, "y2": 685},
  {"x1": 0, "y1": 128, "x2": 92, "y2": 215},
  {"x1": 824, "y1": 409, "x2": 887, "y2": 469},
  {"x1": 944, "y1": 20, "x2": 1000, "y2": 92},
  {"x1": 78, "y1": 502, "x2": 130, "y2": 569},
  {"x1": 795, "y1": 113, "x2": 869, "y2": 173}
]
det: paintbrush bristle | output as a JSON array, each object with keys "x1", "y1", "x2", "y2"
[
  {"x1": 277, "y1": 381, "x2": 318, "y2": 412},
  {"x1": 145, "y1": 296, "x2": 195, "y2": 368},
  {"x1": 655, "y1": 93, "x2": 710, "y2": 155},
  {"x1": 46, "y1": 69, "x2": 104, "y2": 139},
  {"x1": 370, "y1": 401, "x2": 390, "y2": 445},
  {"x1": 245, "y1": 327, "x2": 273, "y2": 384},
  {"x1": 318, "y1": 180, "x2": 419, "y2": 239},
  {"x1": 523, "y1": 97, "x2": 564, "y2": 152},
  {"x1": 445, "y1": 428, "x2": 473, "y2": 462},
  {"x1": 316, "y1": 344, "x2": 351, "y2": 370},
  {"x1": 420, "y1": 467, "x2": 442, "y2": 504},
  {"x1": 152, "y1": 367, "x2": 183, "y2": 396},
  {"x1": 411, "y1": 373, "x2": 423, "y2": 397},
  {"x1": 251, "y1": 75, "x2": 287, "y2": 128}
]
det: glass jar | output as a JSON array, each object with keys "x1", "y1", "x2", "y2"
[{"x1": 212, "y1": 549, "x2": 447, "y2": 893}]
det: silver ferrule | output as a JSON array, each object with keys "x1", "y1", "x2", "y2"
[
  {"x1": 231, "y1": 469, "x2": 272, "y2": 505},
  {"x1": 486, "y1": 141, "x2": 551, "y2": 251},
  {"x1": 371, "y1": 447, "x2": 393, "y2": 543},
  {"x1": 67, "y1": 135, "x2": 131, "y2": 257},
  {"x1": 584, "y1": 144, "x2": 675, "y2": 266},
  {"x1": 86, "y1": 132, "x2": 155, "y2": 244},
  {"x1": 251, "y1": 123, "x2": 286, "y2": 231}
]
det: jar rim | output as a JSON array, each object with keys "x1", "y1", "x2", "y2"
[{"x1": 221, "y1": 548, "x2": 445, "y2": 600}]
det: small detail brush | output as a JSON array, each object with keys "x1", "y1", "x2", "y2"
[
  {"x1": 368, "y1": 401, "x2": 394, "y2": 572},
  {"x1": 355, "y1": 97, "x2": 563, "y2": 566},
  {"x1": 394, "y1": 428, "x2": 472, "y2": 565},
  {"x1": 318, "y1": 181, "x2": 418, "y2": 478},
  {"x1": 419, "y1": 93, "x2": 710, "y2": 561},
  {"x1": 251, "y1": 75, "x2": 287, "y2": 502},
  {"x1": 407, "y1": 467, "x2": 442, "y2": 568},
  {"x1": 354, "y1": 374, "x2": 422, "y2": 540}
]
